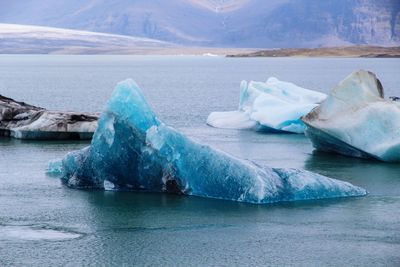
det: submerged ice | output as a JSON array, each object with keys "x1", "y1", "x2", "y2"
[
  {"x1": 48, "y1": 79, "x2": 366, "y2": 204},
  {"x1": 302, "y1": 70, "x2": 400, "y2": 162},
  {"x1": 207, "y1": 78, "x2": 326, "y2": 133}
]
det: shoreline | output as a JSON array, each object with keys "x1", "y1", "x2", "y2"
[
  {"x1": 227, "y1": 46, "x2": 400, "y2": 58},
  {"x1": 1, "y1": 45, "x2": 399, "y2": 58}
]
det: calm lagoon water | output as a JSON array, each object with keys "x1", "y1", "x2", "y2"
[{"x1": 0, "y1": 55, "x2": 399, "y2": 266}]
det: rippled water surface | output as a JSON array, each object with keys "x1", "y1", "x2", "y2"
[{"x1": 0, "y1": 56, "x2": 399, "y2": 266}]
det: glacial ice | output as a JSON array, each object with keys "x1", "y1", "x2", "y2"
[
  {"x1": 207, "y1": 78, "x2": 327, "y2": 133},
  {"x1": 47, "y1": 79, "x2": 366, "y2": 204},
  {"x1": 302, "y1": 70, "x2": 400, "y2": 162},
  {"x1": 0, "y1": 95, "x2": 98, "y2": 140}
]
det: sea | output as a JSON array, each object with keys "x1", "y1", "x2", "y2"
[{"x1": 0, "y1": 55, "x2": 399, "y2": 266}]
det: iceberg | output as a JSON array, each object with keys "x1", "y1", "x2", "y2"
[
  {"x1": 302, "y1": 70, "x2": 400, "y2": 162},
  {"x1": 47, "y1": 79, "x2": 366, "y2": 204},
  {"x1": 0, "y1": 94, "x2": 98, "y2": 140},
  {"x1": 207, "y1": 78, "x2": 327, "y2": 133}
]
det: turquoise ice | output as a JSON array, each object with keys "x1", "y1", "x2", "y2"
[{"x1": 48, "y1": 79, "x2": 366, "y2": 204}]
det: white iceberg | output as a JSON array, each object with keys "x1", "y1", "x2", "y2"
[
  {"x1": 302, "y1": 70, "x2": 400, "y2": 162},
  {"x1": 207, "y1": 78, "x2": 326, "y2": 133},
  {"x1": 47, "y1": 79, "x2": 366, "y2": 204}
]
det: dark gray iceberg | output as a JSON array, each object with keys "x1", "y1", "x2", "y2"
[
  {"x1": 0, "y1": 95, "x2": 98, "y2": 140},
  {"x1": 47, "y1": 79, "x2": 366, "y2": 204},
  {"x1": 302, "y1": 70, "x2": 400, "y2": 162}
]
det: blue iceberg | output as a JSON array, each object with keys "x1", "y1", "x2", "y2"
[{"x1": 48, "y1": 79, "x2": 366, "y2": 204}]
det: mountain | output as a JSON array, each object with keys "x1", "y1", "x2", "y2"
[
  {"x1": 0, "y1": 0, "x2": 399, "y2": 48},
  {"x1": 0, "y1": 24, "x2": 176, "y2": 54}
]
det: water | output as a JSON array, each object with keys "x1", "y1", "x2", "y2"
[{"x1": 0, "y1": 55, "x2": 399, "y2": 266}]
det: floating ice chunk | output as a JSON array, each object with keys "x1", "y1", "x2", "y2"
[
  {"x1": 206, "y1": 110, "x2": 257, "y2": 129},
  {"x1": 103, "y1": 180, "x2": 116, "y2": 191},
  {"x1": 302, "y1": 70, "x2": 400, "y2": 162},
  {"x1": 0, "y1": 95, "x2": 98, "y2": 140},
  {"x1": 47, "y1": 79, "x2": 366, "y2": 204},
  {"x1": 207, "y1": 78, "x2": 326, "y2": 133}
]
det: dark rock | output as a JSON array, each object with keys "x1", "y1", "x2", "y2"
[{"x1": 0, "y1": 94, "x2": 98, "y2": 140}]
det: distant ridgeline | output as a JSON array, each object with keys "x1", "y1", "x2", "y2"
[{"x1": 0, "y1": 0, "x2": 399, "y2": 48}]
